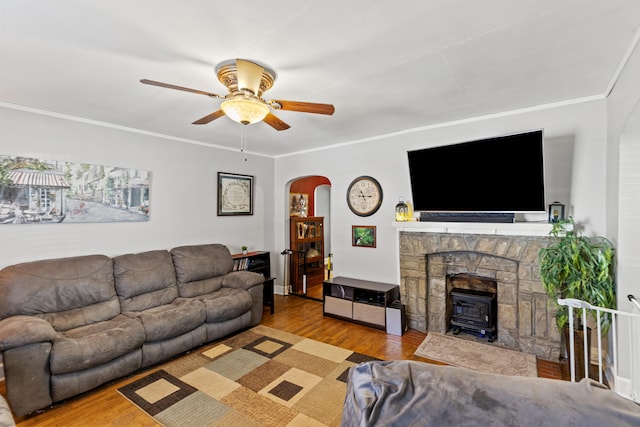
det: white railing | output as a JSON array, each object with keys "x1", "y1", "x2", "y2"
[{"x1": 558, "y1": 297, "x2": 640, "y2": 403}]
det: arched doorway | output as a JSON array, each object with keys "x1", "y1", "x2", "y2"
[{"x1": 286, "y1": 175, "x2": 331, "y2": 300}]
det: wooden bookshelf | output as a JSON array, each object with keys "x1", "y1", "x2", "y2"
[{"x1": 289, "y1": 216, "x2": 324, "y2": 296}]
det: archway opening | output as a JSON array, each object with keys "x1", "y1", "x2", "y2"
[{"x1": 286, "y1": 176, "x2": 331, "y2": 300}]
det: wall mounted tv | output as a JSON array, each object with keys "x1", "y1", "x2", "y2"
[{"x1": 407, "y1": 129, "x2": 545, "y2": 214}]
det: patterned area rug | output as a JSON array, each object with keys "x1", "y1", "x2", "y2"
[
  {"x1": 415, "y1": 332, "x2": 538, "y2": 377},
  {"x1": 118, "y1": 325, "x2": 379, "y2": 426}
]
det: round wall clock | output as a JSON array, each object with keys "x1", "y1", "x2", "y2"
[{"x1": 346, "y1": 176, "x2": 383, "y2": 216}]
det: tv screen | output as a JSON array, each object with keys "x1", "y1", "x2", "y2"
[{"x1": 407, "y1": 130, "x2": 545, "y2": 213}]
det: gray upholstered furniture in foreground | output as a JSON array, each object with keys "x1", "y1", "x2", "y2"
[
  {"x1": 342, "y1": 360, "x2": 640, "y2": 427},
  {"x1": 0, "y1": 395, "x2": 15, "y2": 427},
  {"x1": 0, "y1": 244, "x2": 264, "y2": 417}
]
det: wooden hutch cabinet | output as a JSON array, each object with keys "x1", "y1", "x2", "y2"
[{"x1": 289, "y1": 216, "x2": 324, "y2": 295}]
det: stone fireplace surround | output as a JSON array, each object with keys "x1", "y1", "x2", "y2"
[{"x1": 399, "y1": 228, "x2": 561, "y2": 360}]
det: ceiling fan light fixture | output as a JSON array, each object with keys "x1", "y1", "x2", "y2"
[{"x1": 220, "y1": 98, "x2": 270, "y2": 125}]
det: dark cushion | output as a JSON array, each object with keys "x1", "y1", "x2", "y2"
[
  {"x1": 50, "y1": 314, "x2": 145, "y2": 375},
  {"x1": 0, "y1": 255, "x2": 120, "y2": 331},
  {"x1": 171, "y1": 244, "x2": 234, "y2": 297},
  {"x1": 113, "y1": 250, "x2": 178, "y2": 311},
  {"x1": 222, "y1": 271, "x2": 266, "y2": 290},
  {"x1": 125, "y1": 299, "x2": 205, "y2": 342},
  {"x1": 176, "y1": 276, "x2": 225, "y2": 298},
  {"x1": 199, "y1": 287, "x2": 253, "y2": 322}
]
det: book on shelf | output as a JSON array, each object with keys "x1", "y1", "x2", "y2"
[{"x1": 233, "y1": 258, "x2": 250, "y2": 271}]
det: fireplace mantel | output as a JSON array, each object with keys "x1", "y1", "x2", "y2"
[{"x1": 393, "y1": 220, "x2": 552, "y2": 236}]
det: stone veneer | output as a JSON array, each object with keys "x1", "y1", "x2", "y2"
[{"x1": 400, "y1": 231, "x2": 561, "y2": 360}]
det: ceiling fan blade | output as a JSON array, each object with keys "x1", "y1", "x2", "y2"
[
  {"x1": 192, "y1": 110, "x2": 225, "y2": 125},
  {"x1": 263, "y1": 112, "x2": 291, "y2": 131},
  {"x1": 236, "y1": 59, "x2": 264, "y2": 95},
  {"x1": 273, "y1": 100, "x2": 335, "y2": 115},
  {"x1": 140, "y1": 79, "x2": 223, "y2": 98}
]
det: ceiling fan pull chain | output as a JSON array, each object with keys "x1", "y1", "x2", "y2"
[{"x1": 240, "y1": 125, "x2": 248, "y2": 161}]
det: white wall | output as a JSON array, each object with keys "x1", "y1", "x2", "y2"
[
  {"x1": 0, "y1": 106, "x2": 275, "y2": 268},
  {"x1": 274, "y1": 100, "x2": 608, "y2": 287},
  {"x1": 605, "y1": 35, "x2": 640, "y2": 390},
  {"x1": 0, "y1": 97, "x2": 615, "y2": 298},
  {"x1": 608, "y1": 37, "x2": 640, "y2": 311}
]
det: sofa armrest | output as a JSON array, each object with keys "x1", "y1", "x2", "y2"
[
  {"x1": 0, "y1": 315, "x2": 56, "y2": 351},
  {"x1": 222, "y1": 271, "x2": 265, "y2": 290},
  {"x1": 0, "y1": 317, "x2": 56, "y2": 416},
  {"x1": 222, "y1": 271, "x2": 264, "y2": 326}
]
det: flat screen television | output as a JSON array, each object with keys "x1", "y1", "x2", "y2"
[{"x1": 407, "y1": 130, "x2": 545, "y2": 213}]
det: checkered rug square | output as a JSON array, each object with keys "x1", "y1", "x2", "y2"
[{"x1": 118, "y1": 325, "x2": 380, "y2": 426}]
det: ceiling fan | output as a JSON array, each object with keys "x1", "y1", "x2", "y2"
[{"x1": 141, "y1": 58, "x2": 335, "y2": 131}]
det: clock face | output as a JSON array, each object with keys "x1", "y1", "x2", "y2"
[{"x1": 347, "y1": 176, "x2": 383, "y2": 216}]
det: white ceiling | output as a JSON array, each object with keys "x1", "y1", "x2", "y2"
[{"x1": 1, "y1": 1, "x2": 639, "y2": 157}]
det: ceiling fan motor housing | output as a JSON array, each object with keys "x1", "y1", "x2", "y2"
[{"x1": 215, "y1": 59, "x2": 276, "y2": 98}]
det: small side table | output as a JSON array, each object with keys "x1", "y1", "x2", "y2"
[{"x1": 263, "y1": 277, "x2": 275, "y2": 314}]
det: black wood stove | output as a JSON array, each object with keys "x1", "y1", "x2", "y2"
[{"x1": 450, "y1": 288, "x2": 497, "y2": 342}]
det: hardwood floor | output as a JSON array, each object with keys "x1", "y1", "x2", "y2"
[{"x1": 1, "y1": 295, "x2": 565, "y2": 426}]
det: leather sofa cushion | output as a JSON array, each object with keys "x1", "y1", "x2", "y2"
[
  {"x1": 171, "y1": 244, "x2": 233, "y2": 296},
  {"x1": 124, "y1": 299, "x2": 205, "y2": 342},
  {"x1": 113, "y1": 250, "x2": 178, "y2": 311},
  {"x1": 176, "y1": 276, "x2": 224, "y2": 298},
  {"x1": 50, "y1": 314, "x2": 145, "y2": 375},
  {"x1": 223, "y1": 270, "x2": 266, "y2": 290},
  {"x1": 0, "y1": 255, "x2": 120, "y2": 331},
  {"x1": 199, "y1": 287, "x2": 253, "y2": 322}
]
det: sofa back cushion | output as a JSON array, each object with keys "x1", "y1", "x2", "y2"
[
  {"x1": 0, "y1": 255, "x2": 120, "y2": 331},
  {"x1": 171, "y1": 244, "x2": 233, "y2": 297},
  {"x1": 113, "y1": 250, "x2": 178, "y2": 312}
]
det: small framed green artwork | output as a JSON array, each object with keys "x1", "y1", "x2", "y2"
[{"x1": 352, "y1": 225, "x2": 376, "y2": 248}]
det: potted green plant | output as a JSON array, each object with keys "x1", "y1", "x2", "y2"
[
  {"x1": 241, "y1": 246, "x2": 248, "y2": 254},
  {"x1": 539, "y1": 217, "x2": 616, "y2": 376}
]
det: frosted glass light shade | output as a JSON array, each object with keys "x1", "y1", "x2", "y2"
[{"x1": 221, "y1": 98, "x2": 270, "y2": 125}]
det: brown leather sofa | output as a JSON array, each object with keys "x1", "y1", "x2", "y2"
[{"x1": 0, "y1": 244, "x2": 264, "y2": 416}]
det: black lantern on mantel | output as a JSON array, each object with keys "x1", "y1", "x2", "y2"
[{"x1": 548, "y1": 201, "x2": 565, "y2": 223}]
